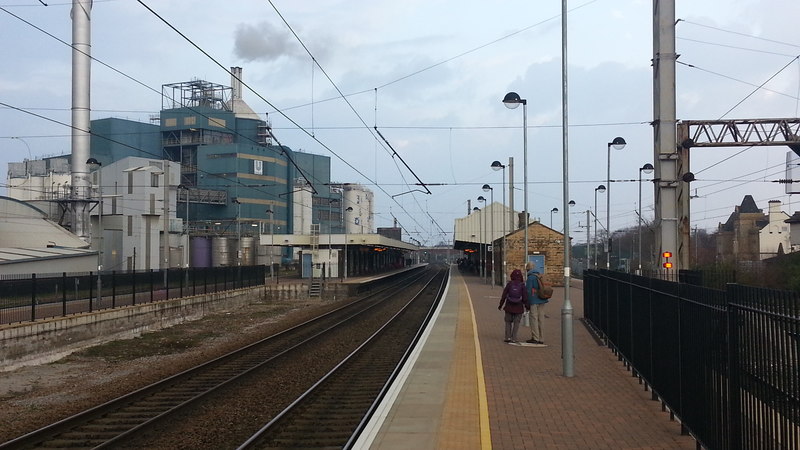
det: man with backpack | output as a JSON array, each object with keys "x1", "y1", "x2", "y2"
[
  {"x1": 497, "y1": 269, "x2": 529, "y2": 343},
  {"x1": 525, "y1": 262, "x2": 550, "y2": 345}
]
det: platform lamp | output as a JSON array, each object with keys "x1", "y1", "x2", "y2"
[
  {"x1": 638, "y1": 163, "x2": 654, "y2": 274},
  {"x1": 86, "y1": 158, "x2": 102, "y2": 306},
  {"x1": 550, "y1": 207, "x2": 559, "y2": 228},
  {"x1": 594, "y1": 184, "x2": 606, "y2": 269},
  {"x1": 472, "y1": 206, "x2": 482, "y2": 278},
  {"x1": 482, "y1": 184, "x2": 495, "y2": 288},
  {"x1": 503, "y1": 92, "x2": 529, "y2": 266},
  {"x1": 605, "y1": 137, "x2": 626, "y2": 269},
  {"x1": 477, "y1": 195, "x2": 487, "y2": 283},
  {"x1": 490, "y1": 161, "x2": 507, "y2": 283}
]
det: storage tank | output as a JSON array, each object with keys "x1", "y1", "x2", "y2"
[
  {"x1": 211, "y1": 236, "x2": 231, "y2": 267},
  {"x1": 240, "y1": 236, "x2": 255, "y2": 266},
  {"x1": 191, "y1": 236, "x2": 212, "y2": 267}
]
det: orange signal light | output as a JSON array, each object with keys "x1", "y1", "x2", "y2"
[
  {"x1": 662, "y1": 251, "x2": 673, "y2": 258},
  {"x1": 663, "y1": 262, "x2": 673, "y2": 269}
]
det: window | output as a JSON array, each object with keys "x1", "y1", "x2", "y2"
[
  {"x1": 127, "y1": 172, "x2": 134, "y2": 194},
  {"x1": 209, "y1": 117, "x2": 226, "y2": 128},
  {"x1": 127, "y1": 216, "x2": 133, "y2": 236},
  {"x1": 151, "y1": 173, "x2": 159, "y2": 188},
  {"x1": 184, "y1": 116, "x2": 196, "y2": 126}
]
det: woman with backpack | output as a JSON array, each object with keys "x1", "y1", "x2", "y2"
[{"x1": 497, "y1": 269, "x2": 529, "y2": 343}]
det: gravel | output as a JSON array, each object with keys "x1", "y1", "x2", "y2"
[{"x1": 0, "y1": 296, "x2": 348, "y2": 444}]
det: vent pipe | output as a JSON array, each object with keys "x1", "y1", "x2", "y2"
[
  {"x1": 231, "y1": 67, "x2": 243, "y2": 100},
  {"x1": 70, "y1": 0, "x2": 93, "y2": 242}
]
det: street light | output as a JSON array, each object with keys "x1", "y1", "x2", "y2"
[
  {"x1": 638, "y1": 163, "x2": 654, "y2": 275},
  {"x1": 86, "y1": 158, "x2": 102, "y2": 306},
  {"x1": 594, "y1": 184, "x2": 606, "y2": 270},
  {"x1": 472, "y1": 206, "x2": 481, "y2": 277},
  {"x1": 477, "y1": 195, "x2": 487, "y2": 283},
  {"x1": 482, "y1": 184, "x2": 495, "y2": 287},
  {"x1": 606, "y1": 136, "x2": 626, "y2": 269},
  {"x1": 490, "y1": 161, "x2": 507, "y2": 283},
  {"x1": 503, "y1": 91, "x2": 529, "y2": 266},
  {"x1": 550, "y1": 207, "x2": 559, "y2": 228}
]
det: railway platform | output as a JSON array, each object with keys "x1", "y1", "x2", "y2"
[{"x1": 357, "y1": 266, "x2": 697, "y2": 449}]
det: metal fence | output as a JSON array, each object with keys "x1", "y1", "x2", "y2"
[
  {"x1": 584, "y1": 269, "x2": 799, "y2": 450},
  {"x1": 0, "y1": 265, "x2": 266, "y2": 325}
]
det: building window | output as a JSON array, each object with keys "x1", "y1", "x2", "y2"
[
  {"x1": 184, "y1": 116, "x2": 197, "y2": 126},
  {"x1": 209, "y1": 117, "x2": 226, "y2": 128},
  {"x1": 127, "y1": 215, "x2": 133, "y2": 236},
  {"x1": 164, "y1": 118, "x2": 177, "y2": 127},
  {"x1": 128, "y1": 172, "x2": 134, "y2": 194},
  {"x1": 151, "y1": 173, "x2": 159, "y2": 188}
]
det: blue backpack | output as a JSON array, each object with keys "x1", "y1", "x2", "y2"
[{"x1": 506, "y1": 281, "x2": 524, "y2": 303}]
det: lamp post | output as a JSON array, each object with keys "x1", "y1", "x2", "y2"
[
  {"x1": 482, "y1": 184, "x2": 494, "y2": 287},
  {"x1": 477, "y1": 195, "x2": 487, "y2": 283},
  {"x1": 472, "y1": 206, "x2": 481, "y2": 277},
  {"x1": 503, "y1": 92, "x2": 528, "y2": 266},
  {"x1": 344, "y1": 206, "x2": 353, "y2": 280},
  {"x1": 266, "y1": 209, "x2": 274, "y2": 282},
  {"x1": 490, "y1": 161, "x2": 507, "y2": 283},
  {"x1": 638, "y1": 163, "x2": 654, "y2": 275},
  {"x1": 550, "y1": 207, "x2": 559, "y2": 228},
  {"x1": 86, "y1": 158, "x2": 102, "y2": 305},
  {"x1": 594, "y1": 184, "x2": 606, "y2": 269},
  {"x1": 606, "y1": 136, "x2": 626, "y2": 269}
]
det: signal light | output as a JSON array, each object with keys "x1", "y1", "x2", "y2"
[{"x1": 662, "y1": 251, "x2": 673, "y2": 269}]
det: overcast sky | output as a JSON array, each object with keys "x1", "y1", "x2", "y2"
[{"x1": 2, "y1": 0, "x2": 799, "y2": 246}]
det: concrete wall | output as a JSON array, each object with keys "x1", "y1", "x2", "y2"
[
  {"x1": 0, "y1": 280, "x2": 358, "y2": 372},
  {"x1": 0, "y1": 286, "x2": 266, "y2": 372}
]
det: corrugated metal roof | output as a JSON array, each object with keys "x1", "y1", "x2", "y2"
[{"x1": 0, "y1": 247, "x2": 96, "y2": 264}]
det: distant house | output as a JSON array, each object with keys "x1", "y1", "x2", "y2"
[
  {"x1": 760, "y1": 200, "x2": 791, "y2": 259},
  {"x1": 716, "y1": 195, "x2": 792, "y2": 264}
]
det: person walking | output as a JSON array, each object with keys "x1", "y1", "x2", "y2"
[
  {"x1": 525, "y1": 262, "x2": 548, "y2": 344},
  {"x1": 497, "y1": 269, "x2": 528, "y2": 343}
]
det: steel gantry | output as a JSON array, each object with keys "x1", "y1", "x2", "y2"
[{"x1": 669, "y1": 118, "x2": 800, "y2": 270}]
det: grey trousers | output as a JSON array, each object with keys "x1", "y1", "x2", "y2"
[{"x1": 504, "y1": 311, "x2": 522, "y2": 341}]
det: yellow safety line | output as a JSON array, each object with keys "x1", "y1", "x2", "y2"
[{"x1": 465, "y1": 278, "x2": 493, "y2": 449}]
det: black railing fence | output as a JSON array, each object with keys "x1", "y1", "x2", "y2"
[
  {"x1": 0, "y1": 265, "x2": 266, "y2": 325},
  {"x1": 584, "y1": 269, "x2": 799, "y2": 450}
]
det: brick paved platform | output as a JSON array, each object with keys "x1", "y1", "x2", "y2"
[{"x1": 359, "y1": 267, "x2": 698, "y2": 449}]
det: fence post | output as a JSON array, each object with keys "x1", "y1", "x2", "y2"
[
  {"x1": 727, "y1": 285, "x2": 742, "y2": 450},
  {"x1": 165, "y1": 269, "x2": 170, "y2": 301},
  {"x1": 62, "y1": 272, "x2": 67, "y2": 317},
  {"x1": 150, "y1": 269, "x2": 154, "y2": 303},
  {"x1": 30, "y1": 273, "x2": 36, "y2": 322},
  {"x1": 88, "y1": 271, "x2": 94, "y2": 313},
  {"x1": 132, "y1": 269, "x2": 137, "y2": 306},
  {"x1": 112, "y1": 270, "x2": 116, "y2": 308}
]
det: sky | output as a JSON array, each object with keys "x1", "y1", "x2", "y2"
[{"x1": 2, "y1": 0, "x2": 799, "y2": 247}]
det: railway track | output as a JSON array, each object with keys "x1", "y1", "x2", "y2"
[
  {"x1": 1, "y1": 267, "x2": 444, "y2": 449},
  {"x1": 239, "y1": 268, "x2": 448, "y2": 449}
]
